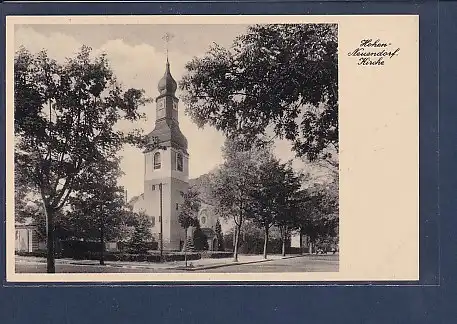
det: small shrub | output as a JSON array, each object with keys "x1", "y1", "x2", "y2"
[
  {"x1": 201, "y1": 251, "x2": 232, "y2": 259},
  {"x1": 193, "y1": 221, "x2": 208, "y2": 251}
]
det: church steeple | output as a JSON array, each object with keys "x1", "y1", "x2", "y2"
[
  {"x1": 137, "y1": 33, "x2": 190, "y2": 252},
  {"x1": 146, "y1": 54, "x2": 188, "y2": 154},
  {"x1": 157, "y1": 60, "x2": 177, "y2": 96},
  {"x1": 158, "y1": 32, "x2": 177, "y2": 97}
]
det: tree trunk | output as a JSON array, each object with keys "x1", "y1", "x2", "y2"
[
  {"x1": 299, "y1": 227, "x2": 303, "y2": 255},
  {"x1": 281, "y1": 226, "x2": 286, "y2": 257},
  {"x1": 100, "y1": 217, "x2": 105, "y2": 266},
  {"x1": 184, "y1": 228, "x2": 188, "y2": 267},
  {"x1": 233, "y1": 224, "x2": 241, "y2": 262},
  {"x1": 309, "y1": 241, "x2": 314, "y2": 254},
  {"x1": 44, "y1": 205, "x2": 55, "y2": 273},
  {"x1": 43, "y1": 103, "x2": 56, "y2": 274},
  {"x1": 233, "y1": 226, "x2": 237, "y2": 250},
  {"x1": 263, "y1": 225, "x2": 269, "y2": 259}
]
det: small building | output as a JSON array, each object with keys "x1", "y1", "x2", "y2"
[
  {"x1": 290, "y1": 232, "x2": 310, "y2": 252},
  {"x1": 201, "y1": 228, "x2": 218, "y2": 251},
  {"x1": 194, "y1": 202, "x2": 219, "y2": 251},
  {"x1": 15, "y1": 220, "x2": 44, "y2": 252}
]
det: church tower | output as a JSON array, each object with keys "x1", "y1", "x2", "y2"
[{"x1": 142, "y1": 58, "x2": 189, "y2": 251}]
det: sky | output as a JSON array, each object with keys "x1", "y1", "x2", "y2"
[{"x1": 14, "y1": 24, "x2": 326, "y2": 199}]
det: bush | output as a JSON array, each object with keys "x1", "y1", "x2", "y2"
[
  {"x1": 16, "y1": 250, "x2": 233, "y2": 262},
  {"x1": 161, "y1": 253, "x2": 201, "y2": 262},
  {"x1": 201, "y1": 251, "x2": 232, "y2": 259},
  {"x1": 223, "y1": 233, "x2": 291, "y2": 254},
  {"x1": 68, "y1": 251, "x2": 202, "y2": 263},
  {"x1": 60, "y1": 240, "x2": 102, "y2": 258},
  {"x1": 118, "y1": 241, "x2": 158, "y2": 253},
  {"x1": 15, "y1": 250, "x2": 61, "y2": 258},
  {"x1": 193, "y1": 221, "x2": 208, "y2": 251},
  {"x1": 128, "y1": 212, "x2": 154, "y2": 254}
]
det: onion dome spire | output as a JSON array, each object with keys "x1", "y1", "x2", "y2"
[
  {"x1": 158, "y1": 33, "x2": 177, "y2": 96},
  {"x1": 157, "y1": 58, "x2": 177, "y2": 96}
]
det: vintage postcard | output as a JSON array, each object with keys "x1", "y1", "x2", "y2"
[{"x1": 6, "y1": 15, "x2": 418, "y2": 283}]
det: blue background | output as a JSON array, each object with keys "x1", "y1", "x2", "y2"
[{"x1": 1, "y1": 0, "x2": 454, "y2": 322}]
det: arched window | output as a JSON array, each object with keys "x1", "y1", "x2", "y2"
[
  {"x1": 176, "y1": 152, "x2": 183, "y2": 172},
  {"x1": 200, "y1": 210, "x2": 208, "y2": 226},
  {"x1": 153, "y1": 152, "x2": 161, "y2": 170}
]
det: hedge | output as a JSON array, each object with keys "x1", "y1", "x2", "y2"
[
  {"x1": 200, "y1": 251, "x2": 233, "y2": 259},
  {"x1": 16, "y1": 251, "x2": 204, "y2": 263},
  {"x1": 16, "y1": 250, "x2": 60, "y2": 258},
  {"x1": 71, "y1": 251, "x2": 204, "y2": 262}
]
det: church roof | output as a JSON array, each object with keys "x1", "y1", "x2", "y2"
[
  {"x1": 145, "y1": 118, "x2": 188, "y2": 153},
  {"x1": 144, "y1": 59, "x2": 187, "y2": 153}
]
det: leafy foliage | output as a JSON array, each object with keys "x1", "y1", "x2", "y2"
[
  {"x1": 296, "y1": 180, "x2": 339, "y2": 247},
  {"x1": 15, "y1": 46, "x2": 150, "y2": 213},
  {"x1": 128, "y1": 212, "x2": 154, "y2": 254},
  {"x1": 209, "y1": 137, "x2": 272, "y2": 260},
  {"x1": 14, "y1": 46, "x2": 152, "y2": 271},
  {"x1": 67, "y1": 156, "x2": 132, "y2": 244},
  {"x1": 180, "y1": 24, "x2": 338, "y2": 162},
  {"x1": 215, "y1": 219, "x2": 224, "y2": 251},
  {"x1": 192, "y1": 220, "x2": 209, "y2": 251},
  {"x1": 15, "y1": 197, "x2": 74, "y2": 242},
  {"x1": 189, "y1": 171, "x2": 219, "y2": 205},
  {"x1": 206, "y1": 137, "x2": 338, "y2": 257},
  {"x1": 223, "y1": 222, "x2": 284, "y2": 255},
  {"x1": 178, "y1": 187, "x2": 201, "y2": 230},
  {"x1": 211, "y1": 137, "x2": 272, "y2": 224},
  {"x1": 178, "y1": 187, "x2": 201, "y2": 260},
  {"x1": 247, "y1": 156, "x2": 304, "y2": 257}
]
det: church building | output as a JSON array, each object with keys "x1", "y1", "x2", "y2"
[{"x1": 131, "y1": 57, "x2": 220, "y2": 251}]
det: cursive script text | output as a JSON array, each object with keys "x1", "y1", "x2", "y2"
[{"x1": 348, "y1": 39, "x2": 401, "y2": 66}]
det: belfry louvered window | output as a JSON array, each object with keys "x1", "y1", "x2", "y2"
[
  {"x1": 153, "y1": 152, "x2": 161, "y2": 170},
  {"x1": 176, "y1": 152, "x2": 183, "y2": 172}
]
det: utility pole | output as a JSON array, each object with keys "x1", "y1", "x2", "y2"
[{"x1": 159, "y1": 183, "x2": 163, "y2": 259}]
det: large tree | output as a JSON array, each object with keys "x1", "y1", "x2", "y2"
[
  {"x1": 180, "y1": 24, "x2": 338, "y2": 163},
  {"x1": 271, "y1": 162, "x2": 304, "y2": 256},
  {"x1": 210, "y1": 138, "x2": 271, "y2": 262},
  {"x1": 14, "y1": 46, "x2": 152, "y2": 272},
  {"x1": 292, "y1": 188, "x2": 318, "y2": 254},
  {"x1": 247, "y1": 157, "x2": 287, "y2": 259},
  {"x1": 67, "y1": 157, "x2": 131, "y2": 265},
  {"x1": 297, "y1": 181, "x2": 339, "y2": 254}
]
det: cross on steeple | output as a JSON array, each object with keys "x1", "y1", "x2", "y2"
[{"x1": 162, "y1": 32, "x2": 175, "y2": 62}]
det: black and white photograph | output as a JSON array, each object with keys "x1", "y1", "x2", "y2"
[
  {"x1": 7, "y1": 15, "x2": 419, "y2": 282},
  {"x1": 12, "y1": 21, "x2": 339, "y2": 276},
  {"x1": 1, "y1": 4, "x2": 443, "y2": 323}
]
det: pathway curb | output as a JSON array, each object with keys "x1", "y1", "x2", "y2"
[
  {"x1": 173, "y1": 254, "x2": 307, "y2": 271},
  {"x1": 16, "y1": 254, "x2": 314, "y2": 271}
]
